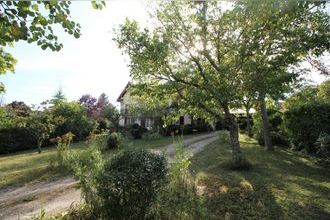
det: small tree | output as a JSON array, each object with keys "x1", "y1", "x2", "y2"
[{"x1": 27, "y1": 111, "x2": 55, "y2": 154}]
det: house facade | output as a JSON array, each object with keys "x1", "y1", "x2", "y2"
[{"x1": 117, "y1": 83, "x2": 192, "y2": 130}]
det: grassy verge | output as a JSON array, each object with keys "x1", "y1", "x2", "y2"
[
  {"x1": 189, "y1": 134, "x2": 330, "y2": 219},
  {"x1": 0, "y1": 143, "x2": 87, "y2": 189}
]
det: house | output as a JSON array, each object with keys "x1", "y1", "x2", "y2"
[{"x1": 116, "y1": 82, "x2": 192, "y2": 130}]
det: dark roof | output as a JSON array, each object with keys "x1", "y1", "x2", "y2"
[{"x1": 116, "y1": 82, "x2": 131, "y2": 102}]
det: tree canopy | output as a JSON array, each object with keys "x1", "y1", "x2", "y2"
[
  {"x1": 115, "y1": 0, "x2": 330, "y2": 164},
  {"x1": 0, "y1": 0, "x2": 105, "y2": 92}
]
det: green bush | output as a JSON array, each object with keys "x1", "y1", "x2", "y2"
[
  {"x1": 0, "y1": 127, "x2": 36, "y2": 154},
  {"x1": 150, "y1": 147, "x2": 206, "y2": 219},
  {"x1": 164, "y1": 124, "x2": 182, "y2": 136},
  {"x1": 195, "y1": 122, "x2": 212, "y2": 133},
  {"x1": 97, "y1": 119, "x2": 107, "y2": 131},
  {"x1": 96, "y1": 150, "x2": 168, "y2": 219},
  {"x1": 182, "y1": 124, "x2": 195, "y2": 135},
  {"x1": 130, "y1": 123, "x2": 145, "y2": 139},
  {"x1": 284, "y1": 102, "x2": 330, "y2": 152},
  {"x1": 51, "y1": 101, "x2": 96, "y2": 141},
  {"x1": 65, "y1": 146, "x2": 104, "y2": 213},
  {"x1": 106, "y1": 132, "x2": 123, "y2": 149}
]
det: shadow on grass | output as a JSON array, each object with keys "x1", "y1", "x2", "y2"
[{"x1": 189, "y1": 135, "x2": 330, "y2": 219}]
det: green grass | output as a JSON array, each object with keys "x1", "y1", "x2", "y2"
[
  {"x1": 0, "y1": 142, "x2": 87, "y2": 189},
  {"x1": 123, "y1": 135, "x2": 175, "y2": 150},
  {"x1": 189, "y1": 134, "x2": 330, "y2": 219},
  {"x1": 0, "y1": 135, "x2": 176, "y2": 189}
]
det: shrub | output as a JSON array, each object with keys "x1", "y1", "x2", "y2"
[
  {"x1": 165, "y1": 124, "x2": 182, "y2": 136},
  {"x1": 150, "y1": 146, "x2": 206, "y2": 219},
  {"x1": 182, "y1": 124, "x2": 195, "y2": 135},
  {"x1": 50, "y1": 132, "x2": 75, "y2": 167},
  {"x1": 130, "y1": 123, "x2": 144, "y2": 139},
  {"x1": 96, "y1": 150, "x2": 168, "y2": 219},
  {"x1": 97, "y1": 119, "x2": 107, "y2": 131},
  {"x1": 284, "y1": 102, "x2": 330, "y2": 152},
  {"x1": 0, "y1": 127, "x2": 36, "y2": 154},
  {"x1": 65, "y1": 146, "x2": 104, "y2": 212},
  {"x1": 51, "y1": 101, "x2": 96, "y2": 141},
  {"x1": 106, "y1": 132, "x2": 123, "y2": 149},
  {"x1": 195, "y1": 122, "x2": 212, "y2": 133}
]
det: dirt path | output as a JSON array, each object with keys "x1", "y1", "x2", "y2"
[
  {"x1": 152, "y1": 131, "x2": 219, "y2": 162},
  {"x1": 0, "y1": 132, "x2": 218, "y2": 219},
  {"x1": 0, "y1": 177, "x2": 81, "y2": 220}
]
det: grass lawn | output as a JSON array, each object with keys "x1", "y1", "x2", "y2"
[
  {"x1": 0, "y1": 135, "x2": 175, "y2": 189},
  {"x1": 190, "y1": 134, "x2": 330, "y2": 219},
  {"x1": 0, "y1": 142, "x2": 87, "y2": 189}
]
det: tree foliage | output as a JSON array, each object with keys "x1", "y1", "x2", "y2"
[
  {"x1": 0, "y1": 1, "x2": 105, "y2": 91},
  {"x1": 284, "y1": 102, "x2": 330, "y2": 153},
  {"x1": 234, "y1": 0, "x2": 330, "y2": 150},
  {"x1": 26, "y1": 111, "x2": 56, "y2": 153},
  {"x1": 115, "y1": 1, "x2": 245, "y2": 165}
]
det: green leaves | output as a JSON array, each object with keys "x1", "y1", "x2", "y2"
[
  {"x1": 0, "y1": 0, "x2": 108, "y2": 90},
  {"x1": 31, "y1": 4, "x2": 38, "y2": 11},
  {"x1": 91, "y1": 1, "x2": 106, "y2": 10}
]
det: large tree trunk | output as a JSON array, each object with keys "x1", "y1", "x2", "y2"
[
  {"x1": 246, "y1": 108, "x2": 253, "y2": 137},
  {"x1": 224, "y1": 105, "x2": 242, "y2": 165},
  {"x1": 260, "y1": 97, "x2": 273, "y2": 151}
]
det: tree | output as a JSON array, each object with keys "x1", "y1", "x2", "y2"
[
  {"x1": 102, "y1": 104, "x2": 120, "y2": 130},
  {"x1": 283, "y1": 85, "x2": 318, "y2": 110},
  {"x1": 115, "y1": 2, "x2": 246, "y2": 166},
  {"x1": 283, "y1": 80, "x2": 330, "y2": 110},
  {"x1": 0, "y1": 48, "x2": 16, "y2": 93},
  {"x1": 234, "y1": 0, "x2": 330, "y2": 151},
  {"x1": 6, "y1": 101, "x2": 31, "y2": 117},
  {"x1": 317, "y1": 80, "x2": 330, "y2": 103},
  {"x1": 241, "y1": 97, "x2": 254, "y2": 137},
  {"x1": 51, "y1": 87, "x2": 67, "y2": 105},
  {"x1": 26, "y1": 111, "x2": 55, "y2": 154},
  {"x1": 97, "y1": 93, "x2": 109, "y2": 107},
  {"x1": 51, "y1": 101, "x2": 95, "y2": 140},
  {"x1": 78, "y1": 94, "x2": 98, "y2": 118},
  {"x1": 0, "y1": 1, "x2": 105, "y2": 91}
]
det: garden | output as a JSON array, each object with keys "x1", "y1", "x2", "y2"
[{"x1": 0, "y1": 0, "x2": 330, "y2": 219}]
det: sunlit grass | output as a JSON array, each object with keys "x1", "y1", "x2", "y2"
[
  {"x1": 0, "y1": 143, "x2": 87, "y2": 189},
  {"x1": 190, "y1": 134, "x2": 330, "y2": 219}
]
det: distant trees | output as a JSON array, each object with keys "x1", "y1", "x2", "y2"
[
  {"x1": 78, "y1": 94, "x2": 98, "y2": 118},
  {"x1": 0, "y1": 90, "x2": 119, "y2": 154},
  {"x1": 78, "y1": 93, "x2": 120, "y2": 130},
  {"x1": 6, "y1": 101, "x2": 31, "y2": 117}
]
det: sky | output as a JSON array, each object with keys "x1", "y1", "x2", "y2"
[
  {"x1": 1, "y1": 1, "x2": 150, "y2": 108},
  {"x1": 1, "y1": 1, "x2": 329, "y2": 108}
]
